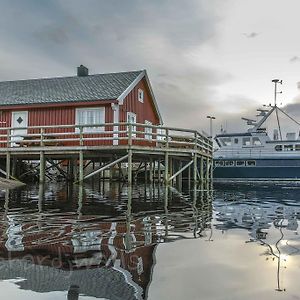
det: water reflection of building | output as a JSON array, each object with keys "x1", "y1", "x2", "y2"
[
  {"x1": 0, "y1": 216, "x2": 158, "y2": 299},
  {"x1": 0, "y1": 183, "x2": 213, "y2": 299}
]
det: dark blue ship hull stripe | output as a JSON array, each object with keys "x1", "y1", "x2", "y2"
[{"x1": 214, "y1": 166, "x2": 300, "y2": 179}]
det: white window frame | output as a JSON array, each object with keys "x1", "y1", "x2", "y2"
[
  {"x1": 145, "y1": 120, "x2": 152, "y2": 140},
  {"x1": 127, "y1": 112, "x2": 137, "y2": 137},
  {"x1": 75, "y1": 107, "x2": 105, "y2": 133},
  {"x1": 138, "y1": 89, "x2": 144, "y2": 103}
]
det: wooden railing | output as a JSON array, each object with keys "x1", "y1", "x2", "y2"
[{"x1": 0, "y1": 123, "x2": 213, "y2": 155}]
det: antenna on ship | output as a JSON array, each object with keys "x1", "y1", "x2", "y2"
[
  {"x1": 272, "y1": 79, "x2": 283, "y2": 107},
  {"x1": 272, "y1": 79, "x2": 283, "y2": 140}
]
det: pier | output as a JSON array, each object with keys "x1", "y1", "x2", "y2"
[{"x1": 0, "y1": 122, "x2": 213, "y2": 187}]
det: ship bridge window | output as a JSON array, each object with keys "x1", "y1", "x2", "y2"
[
  {"x1": 275, "y1": 145, "x2": 282, "y2": 151},
  {"x1": 295, "y1": 145, "x2": 300, "y2": 151},
  {"x1": 236, "y1": 161, "x2": 245, "y2": 166},
  {"x1": 252, "y1": 137, "x2": 262, "y2": 146},
  {"x1": 284, "y1": 145, "x2": 293, "y2": 151},
  {"x1": 242, "y1": 137, "x2": 251, "y2": 146},
  {"x1": 246, "y1": 160, "x2": 256, "y2": 166},
  {"x1": 221, "y1": 138, "x2": 232, "y2": 146}
]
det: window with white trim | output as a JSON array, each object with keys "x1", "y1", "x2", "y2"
[
  {"x1": 138, "y1": 89, "x2": 144, "y2": 103},
  {"x1": 145, "y1": 120, "x2": 152, "y2": 140},
  {"x1": 127, "y1": 112, "x2": 137, "y2": 137},
  {"x1": 75, "y1": 107, "x2": 105, "y2": 133}
]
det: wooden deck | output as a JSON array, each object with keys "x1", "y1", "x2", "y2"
[{"x1": 0, "y1": 123, "x2": 213, "y2": 185}]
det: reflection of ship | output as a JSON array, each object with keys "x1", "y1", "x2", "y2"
[
  {"x1": 214, "y1": 79, "x2": 300, "y2": 180},
  {"x1": 214, "y1": 185, "x2": 300, "y2": 292}
]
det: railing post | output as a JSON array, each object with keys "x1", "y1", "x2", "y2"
[
  {"x1": 40, "y1": 127, "x2": 44, "y2": 147},
  {"x1": 164, "y1": 128, "x2": 169, "y2": 185},
  {"x1": 7, "y1": 128, "x2": 11, "y2": 148},
  {"x1": 128, "y1": 123, "x2": 133, "y2": 185},
  {"x1": 79, "y1": 126, "x2": 84, "y2": 146}
]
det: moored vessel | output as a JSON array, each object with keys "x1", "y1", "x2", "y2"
[{"x1": 214, "y1": 79, "x2": 300, "y2": 181}]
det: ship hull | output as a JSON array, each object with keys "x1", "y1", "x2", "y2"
[{"x1": 213, "y1": 158, "x2": 300, "y2": 181}]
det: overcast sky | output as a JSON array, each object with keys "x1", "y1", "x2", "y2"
[{"x1": 1, "y1": 0, "x2": 300, "y2": 135}]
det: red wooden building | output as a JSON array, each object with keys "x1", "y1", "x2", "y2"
[{"x1": 0, "y1": 66, "x2": 163, "y2": 146}]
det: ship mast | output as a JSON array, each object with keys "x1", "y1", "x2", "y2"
[{"x1": 272, "y1": 79, "x2": 283, "y2": 140}]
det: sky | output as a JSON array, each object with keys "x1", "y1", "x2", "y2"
[{"x1": 1, "y1": 0, "x2": 300, "y2": 135}]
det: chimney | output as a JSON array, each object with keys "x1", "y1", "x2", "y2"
[{"x1": 77, "y1": 65, "x2": 89, "y2": 77}]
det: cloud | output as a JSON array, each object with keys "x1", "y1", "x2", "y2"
[
  {"x1": 290, "y1": 56, "x2": 300, "y2": 63},
  {"x1": 0, "y1": 0, "x2": 235, "y2": 131},
  {"x1": 243, "y1": 32, "x2": 259, "y2": 38}
]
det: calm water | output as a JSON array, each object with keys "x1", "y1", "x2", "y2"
[{"x1": 0, "y1": 181, "x2": 300, "y2": 299}]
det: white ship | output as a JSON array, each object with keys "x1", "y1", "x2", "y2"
[{"x1": 214, "y1": 79, "x2": 300, "y2": 181}]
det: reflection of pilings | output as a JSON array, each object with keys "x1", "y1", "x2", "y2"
[
  {"x1": 77, "y1": 184, "x2": 83, "y2": 219},
  {"x1": 124, "y1": 185, "x2": 132, "y2": 251},
  {"x1": 68, "y1": 285, "x2": 80, "y2": 300},
  {"x1": 38, "y1": 184, "x2": 44, "y2": 214},
  {"x1": 164, "y1": 186, "x2": 169, "y2": 237}
]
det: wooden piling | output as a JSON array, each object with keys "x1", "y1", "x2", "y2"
[
  {"x1": 79, "y1": 150, "x2": 84, "y2": 183},
  {"x1": 39, "y1": 151, "x2": 45, "y2": 184},
  {"x1": 6, "y1": 152, "x2": 11, "y2": 180}
]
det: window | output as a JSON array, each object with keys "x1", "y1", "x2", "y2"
[
  {"x1": 243, "y1": 137, "x2": 251, "y2": 146},
  {"x1": 127, "y1": 112, "x2": 137, "y2": 137},
  {"x1": 138, "y1": 89, "x2": 144, "y2": 103},
  {"x1": 75, "y1": 107, "x2": 105, "y2": 133},
  {"x1": 221, "y1": 138, "x2": 232, "y2": 146},
  {"x1": 145, "y1": 120, "x2": 152, "y2": 140},
  {"x1": 275, "y1": 145, "x2": 282, "y2": 151},
  {"x1": 246, "y1": 160, "x2": 256, "y2": 166},
  {"x1": 295, "y1": 145, "x2": 300, "y2": 151},
  {"x1": 234, "y1": 138, "x2": 239, "y2": 144},
  {"x1": 252, "y1": 137, "x2": 262, "y2": 146},
  {"x1": 284, "y1": 145, "x2": 293, "y2": 151},
  {"x1": 225, "y1": 161, "x2": 234, "y2": 166},
  {"x1": 236, "y1": 161, "x2": 245, "y2": 166}
]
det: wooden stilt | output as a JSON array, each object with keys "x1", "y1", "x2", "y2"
[
  {"x1": 12, "y1": 157, "x2": 17, "y2": 178},
  {"x1": 193, "y1": 154, "x2": 197, "y2": 183},
  {"x1": 128, "y1": 150, "x2": 133, "y2": 185},
  {"x1": 149, "y1": 158, "x2": 153, "y2": 184},
  {"x1": 206, "y1": 157, "x2": 209, "y2": 181},
  {"x1": 200, "y1": 156, "x2": 204, "y2": 181},
  {"x1": 79, "y1": 150, "x2": 84, "y2": 183},
  {"x1": 164, "y1": 152, "x2": 169, "y2": 185},
  {"x1": 158, "y1": 159, "x2": 161, "y2": 183},
  {"x1": 6, "y1": 152, "x2": 11, "y2": 180},
  {"x1": 39, "y1": 151, "x2": 45, "y2": 184}
]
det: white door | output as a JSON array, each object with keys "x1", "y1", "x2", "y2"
[
  {"x1": 127, "y1": 112, "x2": 137, "y2": 137},
  {"x1": 11, "y1": 111, "x2": 28, "y2": 143}
]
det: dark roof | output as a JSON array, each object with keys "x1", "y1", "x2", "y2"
[{"x1": 0, "y1": 70, "x2": 143, "y2": 106}]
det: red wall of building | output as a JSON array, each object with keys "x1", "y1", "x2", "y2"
[
  {"x1": 0, "y1": 76, "x2": 161, "y2": 147},
  {"x1": 120, "y1": 78, "x2": 160, "y2": 125}
]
